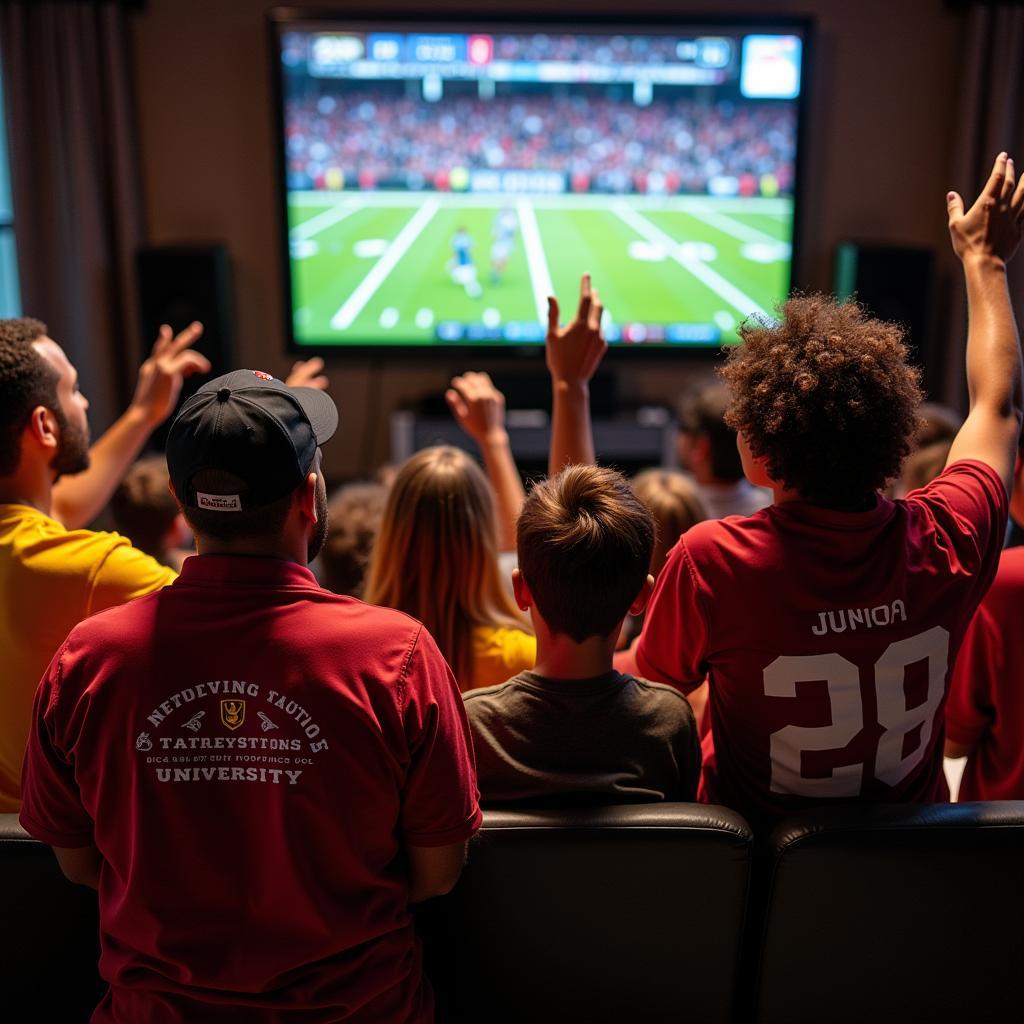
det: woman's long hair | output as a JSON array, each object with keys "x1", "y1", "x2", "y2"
[{"x1": 364, "y1": 446, "x2": 526, "y2": 689}]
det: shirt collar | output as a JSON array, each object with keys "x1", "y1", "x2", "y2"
[{"x1": 176, "y1": 554, "x2": 320, "y2": 589}]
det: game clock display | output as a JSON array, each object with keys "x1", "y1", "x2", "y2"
[{"x1": 271, "y1": 15, "x2": 809, "y2": 352}]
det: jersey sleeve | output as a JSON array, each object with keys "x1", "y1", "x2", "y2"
[
  {"x1": 906, "y1": 460, "x2": 1008, "y2": 603},
  {"x1": 86, "y1": 535, "x2": 177, "y2": 617},
  {"x1": 945, "y1": 603, "x2": 999, "y2": 748},
  {"x1": 635, "y1": 538, "x2": 709, "y2": 693},
  {"x1": 18, "y1": 643, "x2": 95, "y2": 848},
  {"x1": 399, "y1": 627, "x2": 483, "y2": 847}
]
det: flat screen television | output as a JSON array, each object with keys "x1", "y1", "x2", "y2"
[{"x1": 269, "y1": 12, "x2": 810, "y2": 354}]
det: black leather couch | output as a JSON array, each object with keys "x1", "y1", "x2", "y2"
[{"x1": 3, "y1": 801, "x2": 1023, "y2": 1023}]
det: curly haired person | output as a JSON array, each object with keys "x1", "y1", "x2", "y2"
[{"x1": 635, "y1": 154, "x2": 1024, "y2": 826}]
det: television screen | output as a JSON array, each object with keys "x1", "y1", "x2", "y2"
[{"x1": 271, "y1": 17, "x2": 808, "y2": 351}]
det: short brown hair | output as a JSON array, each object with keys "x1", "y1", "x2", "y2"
[
  {"x1": 320, "y1": 481, "x2": 388, "y2": 598},
  {"x1": 0, "y1": 318, "x2": 57, "y2": 476},
  {"x1": 517, "y1": 465, "x2": 654, "y2": 642},
  {"x1": 720, "y1": 295, "x2": 923, "y2": 508},
  {"x1": 110, "y1": 456, "x2": 181, "y2": 561}
]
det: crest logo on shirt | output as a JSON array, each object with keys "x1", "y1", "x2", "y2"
[
  {"x1": 221, "y1": 700, "x2": 245, "y2": 731},
  {"x1": 135, "y1": 732, "x2": 152, "y2": 752}
]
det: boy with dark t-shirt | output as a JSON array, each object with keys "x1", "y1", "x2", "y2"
[{"x1": 464, "y1": 464, "x2": 700, "y2": 807}]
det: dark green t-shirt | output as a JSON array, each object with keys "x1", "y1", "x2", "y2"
[{"x1": 463, "y1": 670, "x2": 700, "y2": 807}]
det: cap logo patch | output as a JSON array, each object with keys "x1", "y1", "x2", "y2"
[
  {"x1": 252, "y1": 370, "x2": 273, "y2": 380},
  {"x1": 196, "y1": 491, "x2": 242, "y2": 512}
]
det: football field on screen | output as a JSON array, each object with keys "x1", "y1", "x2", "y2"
[{"x1": 287, "y1": 191, "x2": 793, "y2": 346}]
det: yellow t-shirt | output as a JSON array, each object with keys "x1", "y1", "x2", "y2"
[
  {"x1": 0, "y1": 504, "x2": 177, "y2": 811},
  {"x1": 470, "y1": 624, "x2": 536, "y2": 691}
]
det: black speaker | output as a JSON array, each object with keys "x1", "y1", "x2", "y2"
[
  {"x1": 834, "y1": 243, "x2": 935, "y2": 367},
  {"x1": 136, "y1": 244, "x2": 234, "y2": 448}
]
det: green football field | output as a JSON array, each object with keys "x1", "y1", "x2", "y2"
[{"x1": 287, "y1": 191, "x2": 793, "y2": 346}]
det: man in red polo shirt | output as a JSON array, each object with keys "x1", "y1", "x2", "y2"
[
  {"x1": 19, "y1": 370, "x2": 482, "y2": 1022},
  {"x1": 636, "y1": 153, "x2": 1024, "y2": 827}
]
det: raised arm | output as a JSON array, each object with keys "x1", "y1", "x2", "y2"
[
  {"x1": 50, "y1": 322, "x2": 210, "y2": 528},
  {"x1": 945, "y1": 152, "x2": 1024, "y2": 491},
  {"x1": 446, "y1": 371, "x2": 525, "y2": 551},
  {"x1": 546, "y1": 273, "x2": 607, "y2": 476}
]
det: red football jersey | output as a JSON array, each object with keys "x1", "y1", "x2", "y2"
[
  {"x1": 636, "y1": 461, "x2": 1006, "y2": 826},
  {"x1": 20, "y1": 556, "x2": 482, "y2": 1023},
  {"x1": 946, "y1": 545, "x2": 1024, "y2": 800}
]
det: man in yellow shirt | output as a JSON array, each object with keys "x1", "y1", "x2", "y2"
[{"x1": 0, "y1": 317, "x2": 210, "y2": 811}]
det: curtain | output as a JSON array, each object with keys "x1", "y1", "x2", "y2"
[
  {"x1": 0, "y1": 1, "x2": 142, "y2": 431},
  {"x1": 941, "y1": 4, "x2": 1024, "y2": 407}
]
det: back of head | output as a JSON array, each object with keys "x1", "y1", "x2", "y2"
[
  {"x1": 319, "y1": 481, "x2": 389, "y2": 598},
  {"x1": 110, "y1": 456, "x2": 181, "y2": 561},
  {"x1": 518, "y1": 464, "x2": 654, "y2": 642},
  {"x1": 0, "y1": 318, "x2": 57, "y2": 477},
  {"x1": 721, "y1": 294, "x2": 924, "y2": 508},
  {"x1": 365, "y1": 445, "x2": 521, "y2": 685},
  {"x1": 678, "y1": 383, "x2": 745, "y2": 482},
  {"x1": 631, "y1": 469, "x2": 707, "y2": 577}
]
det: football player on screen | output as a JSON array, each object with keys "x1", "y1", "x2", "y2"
[
  {"x1": 489, "y1": 207, "x2": 518, "y2": 284},
  {"x1": 449, "y1": 226, "x2": 483, "y2": 298}
]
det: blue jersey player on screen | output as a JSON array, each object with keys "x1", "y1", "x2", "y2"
[{"x1": 449, "y1": 227, "x2": 483, "y2": 298}]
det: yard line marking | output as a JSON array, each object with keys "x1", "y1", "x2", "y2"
[
  {"x1": 684, "y1": 201, "x2": 787, "y2": 245},
  {"x1": 330, "y1": 199, "x2": 440, "y2": 330},
  {"x1": 289, "y1": 201, "x2": 360, "y2": 242},
  {"x1": 516, "y1": 198, "x2": 555, "y2": 324},
  {"x1": 612, "y1": 202, "x2": 768, "y2": 320}
]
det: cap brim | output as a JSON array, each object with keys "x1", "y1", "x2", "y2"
[{"x1": 290, "y1": 387, "x2": 338, "y2": 446}]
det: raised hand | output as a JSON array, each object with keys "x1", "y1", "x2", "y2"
[
  {"x1": 285, "y1": 356, "x2": 329, "y2": 391},
  {"x1": 545, "y1": 272, "x2": 608, "y2": 387},
  {"x1": 130, "y1": 322, "x2": 210, "y2": 427},
  {"x1": 445, "y1": 371, "x2": 508, "y2": 443},
  {"x1": 948, "y1": 152, "x2": 1024, "y2": 266}
]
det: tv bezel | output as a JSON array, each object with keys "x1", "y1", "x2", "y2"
[{"x1": 268, "y1": 8, "x2": 813, "y2": 360}]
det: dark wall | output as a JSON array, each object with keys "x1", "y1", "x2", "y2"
[{"x1": 130, "y1": 0, "x2": 967, "y2": 478}]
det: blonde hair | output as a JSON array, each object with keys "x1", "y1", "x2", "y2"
[
  {"x1": 631, "y1": 469, "x2": 707, "y2": 577},
  {"x1": 364, "y1": 446, "x2": 526, "y2": 689}
]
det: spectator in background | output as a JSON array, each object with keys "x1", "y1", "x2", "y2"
[
  {"x1": 465, "y1": 465, "x2": 700, "y2": 807},
  {"x1": 364, "y1": 445, "x2": 534, "y2": 691},
  {"x1": 901, "y1": 439, "x2": 954, "y2": 494},
  {"x1": 619, "y1": 469, "x2": 706, "y2": 650},
  {"x1": 317, "y1": 480, "x2": 389, "y2": 598},
  {"x1": 110, "y1": 455, "x2": 192, "y2": 571},
  {"x1": 0, "y1": 318, "x2": 207, "y2": 812},
  {"x1": 895, "y1": 402, "x2": 962, "y2": 496},
  {"x1": 676, "y1": 384, "x2": 771, "y2": 519},
  {"x1": 19, "y1": 369, "x2": 480, "y2": 1022}
]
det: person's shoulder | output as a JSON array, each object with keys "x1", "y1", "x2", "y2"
[
  {"x1": 620, "y1": 674, "x2": 697, "y2": 728},
  {"x1": 1, "y1": 507, "x2": 125, "y2": 570},
  {"x1": 307, "y1": 593, "x2": 427, "y2": 651},
  {"x1": 903, "y1": 458, "x2": 1005, "y2": 513},
  {"x1": 629, "y1": 675, "x2": 696, "y2": 708},
  {"x1": 463, "y1": 672, "x2": 529, "y2": 711},
  {"x1": 674, "y1": 508, "x2": 770, "y2": 561}
]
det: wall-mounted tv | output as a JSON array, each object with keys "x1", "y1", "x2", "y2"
[{"x1": 270, "y1": 12, "x2": 810, "y2": 353}]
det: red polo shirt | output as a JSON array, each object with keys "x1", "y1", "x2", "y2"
[{"x1": 20, "y1": 555, "x2": 482, "y2": 1022}]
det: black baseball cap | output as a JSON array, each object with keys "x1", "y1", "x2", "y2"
[{"x1": 166, "y1": 369, "x2": 338, "y2": 511}]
